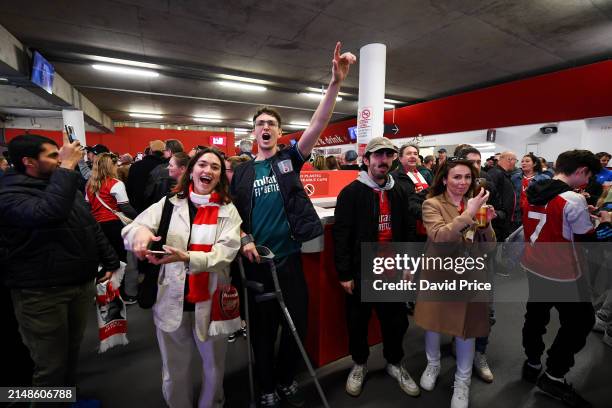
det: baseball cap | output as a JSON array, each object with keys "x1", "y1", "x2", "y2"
[
  {"x1": 85, "y1": 144, "x2": 109, "y2": 155},
  {"x1": 365, "y1": 137, "x2": 398, "y2": 154},
  {"x1": 438, "y1": 147, "x2": 447, "y2": 153},
  {"x1": 149, "y1": 140, "x2": 165, "y2": 152},
  {"x1": 344, "y1": 150, "x2": 358, "y2": 162}
]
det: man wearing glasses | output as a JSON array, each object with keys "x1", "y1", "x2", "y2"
[{"x1": 230, "y1": 42, "x2": 356, "y2": 408}]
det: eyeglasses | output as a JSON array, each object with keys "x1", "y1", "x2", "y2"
[{"x1": 254, "y1": 120, "x2": 279, "y2": 128}]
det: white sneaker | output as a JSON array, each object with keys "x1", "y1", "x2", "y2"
[
  {"x1": 603, "y1": 331, "x2": 612, "y2": 348},
  {"x1": 593, "y1": 315, "x2": 606, "y2": 333},
  {"x1": 473, "y1": 352, "x2": 494, "y2": 383},
  {"x1": 451, "y1": 379, "x2": 470, "y2": 408},
  {"x1": 419, "y1": 363, "x2": 440, "y2": 391},
  {"x1": 345, "y1": 364, "x2": 367, "y2": 397},
  {"x1": 386, "y1": 364, "x2": 420, "y2": 397}
]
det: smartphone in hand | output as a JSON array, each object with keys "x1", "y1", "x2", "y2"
[
  {"x1": 148, "y1": 250, "x2": 171, "y2": 258},
  {"x1": 65, "y1": 125, "x2": 76, "y2": 143}
]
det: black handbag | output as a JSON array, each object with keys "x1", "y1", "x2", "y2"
[{"x1": 137, "y1": 196, "x2": 175, "y2": 309}]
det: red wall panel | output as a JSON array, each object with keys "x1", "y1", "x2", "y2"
[
  {"x1": 5, "y1": 127, "x2": 235, "y2": 156},
  {"x1": 282, "y1": 60, "x2": 612, "y2": 145}
]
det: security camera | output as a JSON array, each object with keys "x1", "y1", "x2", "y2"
[{"x1": 540, "y1": 126, "x2": 558, "y2": 134}]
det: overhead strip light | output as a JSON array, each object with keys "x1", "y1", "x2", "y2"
[
  {"x1": 301, "y1": 92, "x2": 342, "y2": 101},
  {"x1": 0, "y1": 77, "x2": 8, "y2": 82},
  {"x1": 287, "y1": 122, "x2": 309, "y2": 129},
  {"x1": 384, "y1": 98, "x2": 404, "y2": 104},
  {"x1": 193, "y1": 117, "x2": 222, "y2": 123},
  {"x1": 218, "y1": 74, "x2": 272, "y2": 85},
  {"x1": 90, "y1": 57, "x2": 161, "y2": 69},
  {"x1": 129, "y1": 113, "x2": 163, "y2": 119},
  {"x1": 218, "y1": 81, "x2": 267, "y2": 91},
  {"x1": 384, "y1": 104, "x2": 395, "y2": 109},
  {"x1": 233, "y1": 128, "x2": 251, "y2": 133},
  {"x1": 93, "y1": 64, "x2": 159, "y2": 77}
]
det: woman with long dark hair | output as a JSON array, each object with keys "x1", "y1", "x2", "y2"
[
  {"x1": 415, "y1": 158, "x2": 497, "y2": 408},
  {"x1": 122, "y1": 148, "x2": 242, "y2": 408}
]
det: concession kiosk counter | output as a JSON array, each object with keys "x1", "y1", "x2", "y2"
[{"x1": 299, "y1": 170, "x2": 383, "y2": 367}]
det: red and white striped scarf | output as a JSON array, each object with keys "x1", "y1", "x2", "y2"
[
  {"x1": 187, "y1": 185, "x2": 242, "y2": 336},
  {"x1": 186, "y1": 185, "x2": 221, "y2": 303}
]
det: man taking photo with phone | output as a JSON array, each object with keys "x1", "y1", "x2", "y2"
[{"x1": 0, "y1": 133, "x2": 120, "y2": 389}]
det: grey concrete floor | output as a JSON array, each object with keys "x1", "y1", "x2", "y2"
[{"x1": 76, "y1": 300, "x2": 612, "y2": 407}]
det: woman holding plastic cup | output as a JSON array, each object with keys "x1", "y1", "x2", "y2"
[{"x1": 414, "y1": 157, "x2": 496, "y2": 408}]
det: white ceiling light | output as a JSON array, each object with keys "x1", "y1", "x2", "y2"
[
  {"x1": 384, "y1": 103, "x2": 395, "y2": 109},
  {"x1": 218, "y1": 81, "x2": 267, "y2": 91},
  {"x1": 218, "y1": 74, "x2": 272, "y2": 85},
  {"x1": 234, "y1": 128, "x2": 250, "y2": 133},
  {"x1": 90, "y1": 56, "x2": 161, "y2": 69},
  {"x1": 193, "y1": 117, "x2": 222, "y2": 123},
  {"x1": 287, "y1": 122, "x2": 309, "y2": 129},
  {"x1": 93, "y1": 64, "x2": 159, "y2": 77},
  {"x1": 472, "y1": 143, "x2": 497, "y2": 148},
  {"x1": 129, "y1": 113, "x2": 163, "y2": 119},
  {"x1": 301, "y1": 92, "x2": 342, "y2": 101},
  {"x1": 384, "y1": 98, "x2": 404, "y2": 104},
  {"x1": 0, "y1": 77, "x2": 8, "y2": 82}
]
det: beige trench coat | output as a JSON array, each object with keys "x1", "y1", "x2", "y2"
[{"x1": 414, "y1": 192, "x2": 496, "y2": 338}]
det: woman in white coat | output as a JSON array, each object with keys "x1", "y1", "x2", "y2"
[{"x1": 122, "y1": 148, "x2": 242, "y2": 408}]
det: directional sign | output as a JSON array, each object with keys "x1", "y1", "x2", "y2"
[{"x1": 384, "y1": 123, "x2": 400, "y2": 135}]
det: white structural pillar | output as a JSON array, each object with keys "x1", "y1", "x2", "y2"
[{"x1": 357, "y1": 43, "x2": 386, "y2": 154}]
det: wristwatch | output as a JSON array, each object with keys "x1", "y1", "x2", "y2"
[{"x1": 240, "y1": 234, "x2": 255, "y2": 248}]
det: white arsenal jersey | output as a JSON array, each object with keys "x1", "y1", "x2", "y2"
[{"x1": 521, "y1": 190, "x2": 593, "y2": 281}]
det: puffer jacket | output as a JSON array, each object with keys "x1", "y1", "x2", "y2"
[{"x1": 0, "y1": 168, "x2": 120, "y2": 288}]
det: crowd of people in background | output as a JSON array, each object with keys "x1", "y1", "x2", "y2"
[{"x1": 1, "y1": 43, "x2": 612, "y2": 408}]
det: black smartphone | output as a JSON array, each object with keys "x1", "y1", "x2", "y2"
[{"x1": 65, "y1": 125, "x2": 76, "y2": 143}]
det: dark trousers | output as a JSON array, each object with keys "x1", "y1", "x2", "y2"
[
  {"x1": 1, "y1": 284, "x2": 33, "y2": 386},
  {"x1": 11, "y1": 280, "x2": 94, "y2": 386},
  {"x1": 522, "y1": 275, "x2": 595, "y2": 378},
  {"x1": 346, "y1": 295, "x2": 408, "y2": 365},
  {"x1": 100, "y1": 219, "x2": 126, "y2": 263},
  {"x1": 245, "y1": 252, "x2": 308, "y2": 393}
]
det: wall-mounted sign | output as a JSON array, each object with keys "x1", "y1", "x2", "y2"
[{"x1": 210, "y1": 135, "x2": 226, "y2": 146}]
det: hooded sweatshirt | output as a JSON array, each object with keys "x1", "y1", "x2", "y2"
[
  {"x1": 521, "y1": 179, "x2": 593, "y2": 281},
  {"x1": 358, "y1": 171, "x2": 394, "y2": 242}
]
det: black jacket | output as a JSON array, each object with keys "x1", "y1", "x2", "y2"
[
  {"x1": 333, "y1": 176, "x2": 417, "y2": 282},
  {"x1": 486, "y1": 165, "x2": 518, "y2": 238},
  {"x1": 126, "y1": 154, "x2": 164, "y2": 213},
  {"x1": 143, "y1": 162, "x2": 176, "y2": 210},
  {"x1": 230, "y1": 144, "x2": 323, "y2": 243},
  {"x1": 391, "y1": 168, "x2": 428, "y2": 220},
  {"x1": 0, "y1": 168, "x2": 120, "y2": 289}
]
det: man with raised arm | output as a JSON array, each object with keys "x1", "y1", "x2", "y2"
[{"x1": 230, "y1": 42, "x2": 356, "y2": 408}]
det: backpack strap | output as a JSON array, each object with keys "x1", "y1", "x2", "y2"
[{"x1": 151, "y1": 195, "x2": 175, "y2": 251}]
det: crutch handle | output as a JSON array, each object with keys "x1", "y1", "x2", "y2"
[
  {"x1": 245, "y1": 280, "x2": 265, "y2": 293},
  {"x1": 255, "y1": 293, "x2": 277, "y2": 303}
]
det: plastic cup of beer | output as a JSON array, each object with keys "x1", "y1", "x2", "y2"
[{"x1": 476, "y1": 205, "x2": 488, "y2": 228}]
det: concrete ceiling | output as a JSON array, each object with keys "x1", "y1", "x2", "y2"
[{"x1": 1, "y1": 0, "x2": 612, "y2": 137}]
